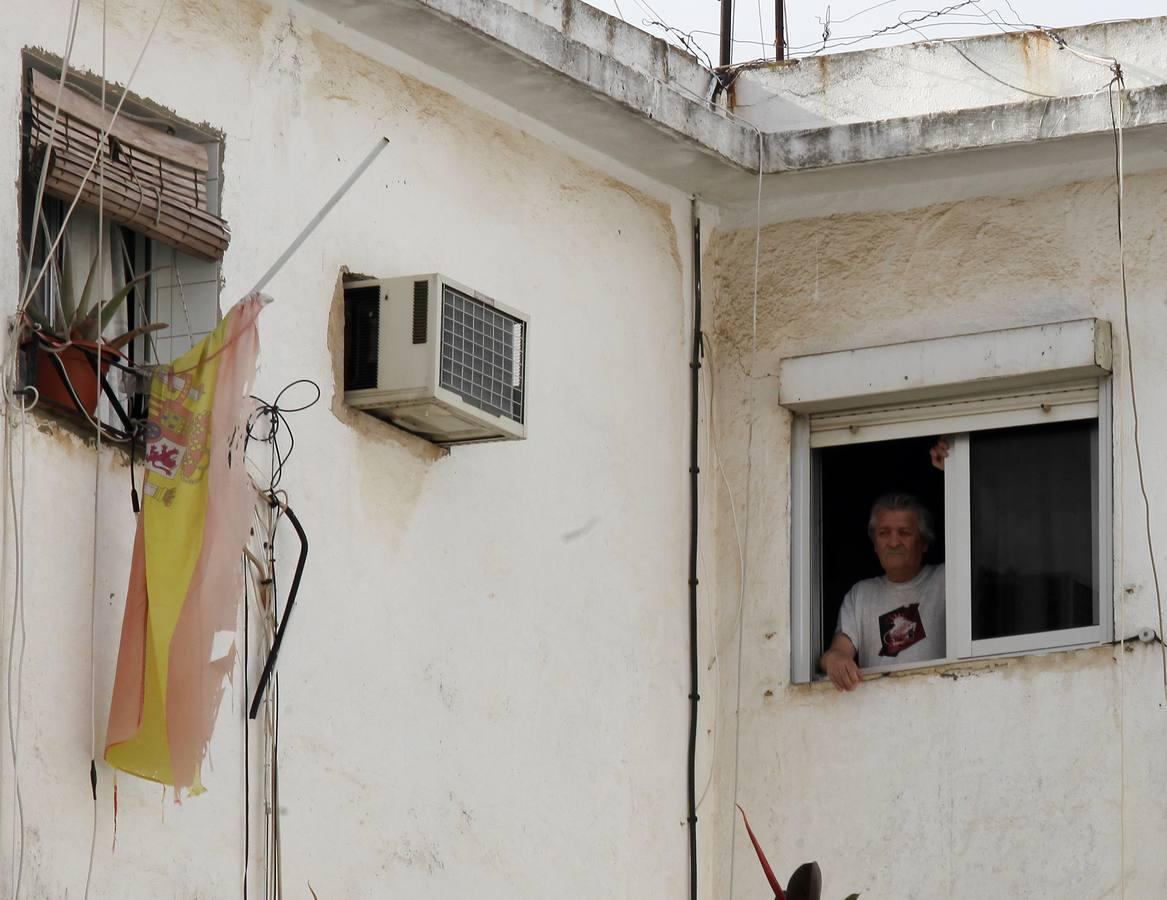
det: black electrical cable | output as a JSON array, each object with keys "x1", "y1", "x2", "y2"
[
  {"x1": 1111, "y1": 630, "x2": 1164, "y2": 647},
  {"x1": 264, "y1": 502, "x2": 279, "y2": 900},
  {"x1": 271, "y1": 674, "x2": 281, "y2": 900},
  {"x1": 243, "y1": 555, "x2": 251, "y2": 900},
  {"x1": 249, "y1": 498, "x2": 307, "y2": 719},
  {"x1": 686, "y1": 198, "x2": 703, "y2": 900},
  {"x1": 244, "y1": 379, "x2": 315, "y2": 718},
  {"x1": 244, "y1": 381, "x2": 316, "y2": 712},
  {"x1": 244, "y1": 379, "x2": 321, "y2": 492},
  {"x1": 128, "y1": 423, "x2": 140, "y2": 513},
  {"x1": 243, "y1": 379, "x2": 318, "y2": 896}
]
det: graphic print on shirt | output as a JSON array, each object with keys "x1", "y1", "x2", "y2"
[{"x1": 878, "y1": 603, "x2": 926, "y2": 657}]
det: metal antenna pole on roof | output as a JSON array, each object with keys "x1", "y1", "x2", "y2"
[
  {"x1": 249, "y1": 137, "x2": 390, "y2": 296},
  {"x1": 776, "y1": 0, "x2": 787, "y2": 60},
  {"x1": 719, "y1": 0, "x2": 733, "y2": 67}
]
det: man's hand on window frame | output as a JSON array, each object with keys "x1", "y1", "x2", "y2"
[
  {"x1": 930, "y1": 437, "x2": 950, "y2": 471},
  {"x1": 820, "y1": 634, "x2": 862, "y2": 691}
]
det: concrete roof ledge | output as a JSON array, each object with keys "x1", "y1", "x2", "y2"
[
  {"x1": 298, "y1": 0, "x2": 1167, "y2": 203},
  {"x1": 300, "y1": 0, "x2": 763, "y2": 190},
  {"x1": 554, "y1": 0, "x2": 714, "y2": 99},
  {"x1": 771, "y1": 83, "x2": 1167, "y2": 172},
  {"x1": 733, "y1": 16, "x2": 1167, "y2": 131}
]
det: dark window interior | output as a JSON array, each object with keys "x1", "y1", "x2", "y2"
[{"x1": 817, "y1": 435, "x2": 946, "y2": 655}]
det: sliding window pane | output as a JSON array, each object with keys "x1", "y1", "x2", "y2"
[{"x1": 970, "y1": 420, "x2": 1096, "y2": 641}]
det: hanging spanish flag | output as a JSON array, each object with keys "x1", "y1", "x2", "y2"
[{"x1": 105, "y1": 294, "x2": 266, "y2": 793}]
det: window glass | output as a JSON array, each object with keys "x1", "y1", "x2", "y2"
[
  {"x1": 143, "y1": 242, "x2": 221, "y2": 365},
  {"x1": 969, "y1": 419, "x2": 1097, "y2": 641}
]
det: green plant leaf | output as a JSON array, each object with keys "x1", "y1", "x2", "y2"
[
  {"x1": 786, "y1": 862, "x2": 822, "y2": 900},
  {"x1": 71, "y1": 269, "x2": 158, "y2": 342},
  {"x1": 98, "y1": 270, "x2": 155, "y2": 332},
  {"x1": 76, "y1": 251, "x2": 101, "y2": 326},
  {"x1": 106, "y1": 321, "x2": 169, "y2": 352},
  {"x1": 56, "y1": 245, "x2": 75, "y2": 328}
]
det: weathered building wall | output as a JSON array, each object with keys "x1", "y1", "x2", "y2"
[
  {"x1": 706, "y1": 171, "x2": 1167, "y2": 899},
  {"x1": 8, "y1": 1, "x2": 1166, "y2": 898},
  {"x1": 0, "y1": 1, "x2": 697, "y2": 896},
  {"x1": 732, "y1": 17, "x2": 1167, "y2": 132}
]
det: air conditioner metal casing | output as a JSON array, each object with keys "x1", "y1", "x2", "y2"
[{"x1": 343, "y1": 274, "x2": 528, "y2": 445}]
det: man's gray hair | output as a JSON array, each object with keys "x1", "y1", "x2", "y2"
[{"x1": 867, "y1": 493, "x2": 936, "y2": 545}]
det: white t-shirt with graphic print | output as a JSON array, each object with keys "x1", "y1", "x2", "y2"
[{"x1": 836, "y1": 564, "x2": 945, "y2": 669}]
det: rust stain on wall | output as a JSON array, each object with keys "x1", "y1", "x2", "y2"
[
  {"x1": 308, "y1": 27, "x2": 444, "y2": 119},
  {"x1": 323, "y1": 269, "x2": 443, "y2": 554},
  {"x1": 815, "y1": 55, "x2": 830, "y2": 93},
  {"x1": 28, "y1": 409, "x2": 135, "y2": 469},
  {"x1": 104, "y1": 0, "x2": 270, "y2": 51},
  {"x1": 174, "y1": 0, "x2": 270, "y2": 34},
  {"x1": 1013, "y1": 29, "x2": 1053, "y2": 86}
]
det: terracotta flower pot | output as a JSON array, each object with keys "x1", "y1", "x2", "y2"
[{"x1": 31, "y1": 340, "x2": 120, "y2": 416}]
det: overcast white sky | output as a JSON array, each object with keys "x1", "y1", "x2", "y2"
[{"x1": 581, "y1": 0, "x2": 1166, "y2": 66}]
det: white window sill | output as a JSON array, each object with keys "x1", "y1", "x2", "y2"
[{"x1": 798, "y1": 638, "x2": 1118, "y2": 691}]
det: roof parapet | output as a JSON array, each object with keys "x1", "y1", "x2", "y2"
[{"x1": 298, "y1": 1, "x2": 1167, "y2": 205}]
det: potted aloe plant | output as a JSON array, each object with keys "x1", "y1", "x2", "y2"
[{"x1": 24, "y1": 246, "x2": 167, "y2": 416}]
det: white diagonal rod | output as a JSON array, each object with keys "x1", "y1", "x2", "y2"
[{"x1": 249, "y1": 137, "x2": 390, "y2": 296}]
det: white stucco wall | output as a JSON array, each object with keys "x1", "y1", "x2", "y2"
[
  {"x1": 8, "y1": 2, "x2": 1167, "y2": 898},
  {"x1": 0, "y1": 1, "x2": 699, "y2": 897},
  {"x1": 706, "y1": 170, "x2": 1167, "y2": 899}
]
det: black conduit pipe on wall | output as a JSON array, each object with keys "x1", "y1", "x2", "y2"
[
  {"x1": 687, "y1": 197, "x2": 703, "y2": 900},
  {"x1": 249, "y1": 495, "x2": 308, "y2": 720}
]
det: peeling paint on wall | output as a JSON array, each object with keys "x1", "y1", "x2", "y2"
[{"x1": 706, "y1": 174, "x2": 1144, "y2": 366}]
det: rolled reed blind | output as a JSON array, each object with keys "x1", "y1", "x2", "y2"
[{"x1": 26, "y1": 69, "x2": 229, "y2": 261}]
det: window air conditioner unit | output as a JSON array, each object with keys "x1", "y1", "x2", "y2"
[{"x1": 343, "y1": 274, "x2": 528, "y2": 445}]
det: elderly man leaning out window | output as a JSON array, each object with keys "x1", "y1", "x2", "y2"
[{"x1": 819, "y1": 441, "x2": 949, "y2": 691}]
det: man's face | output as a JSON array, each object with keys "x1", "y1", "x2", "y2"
[{"x1": 872, "y1": 508, "x2": 928, "y2": 583}]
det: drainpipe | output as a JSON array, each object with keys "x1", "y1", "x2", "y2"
[{"x1": 687, "y1": 197, "x2": 703, "y2": 900}]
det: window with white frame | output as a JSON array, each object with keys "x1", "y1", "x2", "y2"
[
  {"x1": 783, "y1": 319, "x2": 1114, "y2": 683},
  {"x1": 27, "y1": 202, "x2": 223, "y2": 362},
  {"x1": 18, "y1": 55, "x2": 227, "y2": 432},
  {"x1": 124, "y1": 229, "x2": 223, "y2": 364}
]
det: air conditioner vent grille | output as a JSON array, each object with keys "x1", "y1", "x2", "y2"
[
  {"x1": 439, "y1": 285, "x2": 525, "y2": 424},
  {"x1": 412, "y1": 280, "x2": 428, "y2": 344},
  {"x1": 344, "y1": 284, "x2": 381, "y2": 391}
]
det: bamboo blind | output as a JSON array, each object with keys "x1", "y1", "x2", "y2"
[{"x1": 26, "y1": 70, "x2": 229, "y2": 261}]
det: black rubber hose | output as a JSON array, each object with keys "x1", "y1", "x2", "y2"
[
  {"x1": 249, "y1": 497, "x2": 308, "y2": 720},
  {"x1": 687, "y1": 200, "x2": 703, "y2": 900}
]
